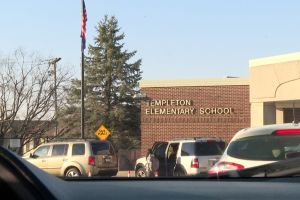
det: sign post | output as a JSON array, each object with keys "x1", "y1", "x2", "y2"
[{"x1": 95, "y1": 124, "x2": 111, "y2": 140}]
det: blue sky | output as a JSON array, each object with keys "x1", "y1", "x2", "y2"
[{"x1": 2, "y1": 0, "x2": 300, "y2": 80}]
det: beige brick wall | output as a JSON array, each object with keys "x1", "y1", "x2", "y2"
[{"x1": 140, "y1": 85, "x2": 250, "y2": 155}]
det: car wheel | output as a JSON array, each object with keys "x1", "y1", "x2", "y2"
[
  {"x1": 135, "y1": 167, "x2": 147, "y2": 177},
  {"x1": 65, "y1": 167, "x2": 81, "y2": 177}
]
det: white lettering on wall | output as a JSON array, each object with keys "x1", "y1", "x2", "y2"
[{"x1": 144, "y1": 99, "x2": 234, "y2": 115}]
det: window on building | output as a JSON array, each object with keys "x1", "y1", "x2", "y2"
[{"x1": 284, "y1": 108, "x2": 300, "y2": 123}]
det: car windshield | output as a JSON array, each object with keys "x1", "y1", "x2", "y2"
[{"x1": 1, "y1": 0, "x2": 300, "y2": 184}]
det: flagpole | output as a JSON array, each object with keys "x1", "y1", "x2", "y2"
[
  {"x1": 81, "y1": 50, "x2": 85, "y2": 139},
  {"x1": 80, "y1": 0, "x2": 86, "y2": 139}
]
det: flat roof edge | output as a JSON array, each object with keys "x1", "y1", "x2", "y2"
[
  {"x1": 140, "y1": 78, "x2": 249, "y2": 88},
  {"x1": 249, "y1": 52, "x2": 300, "y2": 67}
]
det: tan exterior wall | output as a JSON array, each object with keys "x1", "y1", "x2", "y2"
[
  {"x1": 250, "y1": 102, "x2": 264, "y2": 127},
  {"x1": 276, "y1": 108, "x2": 284, "y2": 124},
  {"x1": 249, "y1": 52, "x2": 300, "y2": 127}
]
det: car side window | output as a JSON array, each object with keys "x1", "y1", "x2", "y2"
[
  {"x1": 72, "y1": 143, "x2": 85, "y2": 156},
  {"x1": 52, "y1": 144, "x2": 68, "y2": 156},
  {"x1": 167, "y1": 143, "x2": 179, "y2": 160},
  {"x1": 181, "y1": 142, "x2": 224, "y2": 156},
  {"x1": 33, "y1": 145, "x2": 50, "y2": 158},
  {"x1": 181, "y1": 143, "x2": 194, "y2": 156}
]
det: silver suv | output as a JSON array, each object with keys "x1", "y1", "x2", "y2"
[
  {"x1": 24, "y1": 139, "x2": 118, "y2": 177},
  {"x1": 135, "y1": 137, "x2": 225, "y2": 177}
]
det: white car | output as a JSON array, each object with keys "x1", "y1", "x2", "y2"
[
  {"x1": 135, "y1": 138, "x2": 226, "y2": 177},
  {"x1": 208, "y1": 123, "x2": 300, "y2": 175}
]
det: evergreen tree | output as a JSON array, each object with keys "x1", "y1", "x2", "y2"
[{"x1": 61, "y1": 16, "x2": 142, "y2": 150}]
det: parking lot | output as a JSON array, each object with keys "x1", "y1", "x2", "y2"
[{"x1": 116, "y1": 170, "x2": 135, "y2": 177}]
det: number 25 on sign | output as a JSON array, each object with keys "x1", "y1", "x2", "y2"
[{"x1": 95, "y1": 125, "x2": 110, "y2": 140}]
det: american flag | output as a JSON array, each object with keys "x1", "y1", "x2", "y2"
[{"x1": 81, "y1": 0, "x2": 87, "y2": 51}]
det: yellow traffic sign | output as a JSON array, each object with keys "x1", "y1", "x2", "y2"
[{"x1": 95, "y1": 124, "x2": 111, "y2": 140}]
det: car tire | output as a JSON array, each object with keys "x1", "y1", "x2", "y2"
[
  {"x1": 65, "y1": 167, "x2": 81, "y2": 177},
  {"x1": 135, "y1": 167, "x2": 147, "y2": 177}
]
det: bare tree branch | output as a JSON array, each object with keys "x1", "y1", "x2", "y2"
[{"x1": 0, "y1": 49, "x2": 71, "y2": 153}]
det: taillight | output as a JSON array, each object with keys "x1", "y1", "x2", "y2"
[
  {"x1": 273, "y1": 129, "x2": 300, "y2": 135},
  {"x1": 191, "y1": 158, "x2": 199, "y2": 168},
  {"x1": 208, "y1": 161, "x2": 244, "y2": 175},
  {"x1": 88, "y1": 156, "x2": 95, "y2": 166}
]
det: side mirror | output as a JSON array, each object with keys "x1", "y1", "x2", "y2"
[{"x1": 29, "y1": 153, "x2": 37, "y2": 158}]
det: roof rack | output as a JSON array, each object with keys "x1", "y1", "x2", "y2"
[
  {"x1": 46, "y1": 137, "x2": 99, "y2": 143},
  {"x1": 171, "y1": 137, "x2": 223, "y2": 141}
]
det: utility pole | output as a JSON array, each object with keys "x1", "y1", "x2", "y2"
[{"x1": 49, "y1": 58, "x2": 61, "y2": 136}]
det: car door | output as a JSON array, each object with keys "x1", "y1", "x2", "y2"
[
  {"x1": 46, "y1": 144, "x2": 69, "y2": 175},
  {"x1": 91, "y1": 141, "x2": 115, "y2": 169},
  {"x1": 153, "y1": 142, "x2": 168, "y2": 176},
  {"x1": 28, "y1": 145, "x2": 51, "y2": 171},
  {"x1": 166, "y1": 143, "x2": 180, "y2": 176},
  {"x1": 108, "y1": 143, "x2": 118, "y2": 169}
]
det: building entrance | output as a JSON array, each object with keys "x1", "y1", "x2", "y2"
[{"x1": 284, "y1": 108, "x2": 300, "y2": 123}]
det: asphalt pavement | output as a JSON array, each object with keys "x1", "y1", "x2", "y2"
[{"x1": 116, "y1": 170, "x2": 135, "y2": 177}]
